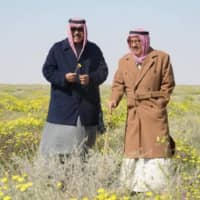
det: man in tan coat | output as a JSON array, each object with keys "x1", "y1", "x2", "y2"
[{"x1": 109, "y1": 29, "x2": 175, "y2": 193}]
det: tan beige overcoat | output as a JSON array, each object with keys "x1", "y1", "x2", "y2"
[{"x1": 111, "y1": 48, "x2": 175, "y2": 158}]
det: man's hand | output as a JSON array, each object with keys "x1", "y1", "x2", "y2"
[
  {"x1": 65, "y1": 73, "x2": 77, "y2": 83},
  {"x1": 79, "y1": 74, "x2": 89, "y2": 85},
  {"x1": 108, "y1": 101, "x2": 117, "y2": 114}
]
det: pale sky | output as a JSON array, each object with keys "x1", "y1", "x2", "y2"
[{"x1": 1, "y1": 0, "x2": 200, "y2": 85}]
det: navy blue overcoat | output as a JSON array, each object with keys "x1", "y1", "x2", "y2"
[{"x1": 43, "y1": 39, "x2": 108, "y2": 126}]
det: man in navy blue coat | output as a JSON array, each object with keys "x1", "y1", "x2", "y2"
[{"x1": 40, "y1": 18, "x2": 108, "y2": 158}]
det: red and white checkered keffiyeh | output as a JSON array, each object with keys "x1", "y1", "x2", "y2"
[
  {"x1": 127, "y1": 28, "x2": 150, "y2": 65},
  {"x1": 67, "y1": 18, "x2": 88, "y2": 60}
]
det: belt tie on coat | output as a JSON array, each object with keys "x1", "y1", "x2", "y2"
[{"x1": 134, "y1": 91, "x2": 168, "y2": 100}]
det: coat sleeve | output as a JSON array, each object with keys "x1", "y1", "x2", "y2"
[
  {"x1": 159, "y1": 54, "x2": 176, "y2": 106},
  {"x1": 42, "y1": 44, "x2": 68, "y2": 88},
  {"x1": 111, "y1": 60, "x2": 125, "y2": 106},
  {"x1": 89, "y1": 46, "x2": 108, "y2": 86}
]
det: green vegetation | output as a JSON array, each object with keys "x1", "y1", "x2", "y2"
[{"x1": 0, "y1": 84, "x2": 200, "y2": 199}]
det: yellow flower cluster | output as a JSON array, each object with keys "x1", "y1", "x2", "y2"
[
  {"x1": 0, "y1": 173, "x2": 33, "y2": 199},
  {"x1": 168, "y1": 98, "x2": 200, "y2": 118},
  {"x1": 15, "y1": 182, "x2": 33, "y2": 192},
  {"x1": 175, "y1": 140, "x2": 200, "y2": 164},
  {"x1": 0, "y1": 117, "x2": 43, "y2": 133},
  {"x1": 0, "y1": 94, "x2": 48, "y2": 113},
  {"x1": 0, "y1": 116, "x2": 43, "y2": 159},
  {"x1": 69, "y1": 188, "x2": 130, "y2": 200},
  {"x1": 94, "y1": 188, "x2": 130, "y2": 200}
]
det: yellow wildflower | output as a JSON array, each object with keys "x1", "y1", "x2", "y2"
[
  {"x1": 0, "y1": 191, "x2": 4, "y2": 197},
  {"x1": 146, "y1": 191, "x2": 153, "y2": 197},
  {"x1": 56, "y1": 181, "x2": 63, "y2": 189},
  {"x1": 122, "y1": 196, "x2": 130, "y2": 200},
  {"x1": 97, "y1": 188, "x2": 105, "y2": 194},
  {"x1": 109, "y1": 194, "x2": 117, "y2": 200},
  {"x1": 16, "y1": 182, "x2": 33, "y2": 192},
  {"x1": 1, "y1": 185, "x2": 8, "y2": 191},
  {"x1": 20, "y1": 186, "x2": 27, "y2": 192},
  {"x1": 17, "y1": 177, "x2": 25, "y2": 183},
  {"x1": 12, "y1": 175, "x2": 20, "y2": 181},
  {"x1": 3, "y1": 196, "x2": 11, "y2": 200},
  {"x1": 0, "y1": 177, "x2": 8, "y2": 184},
  {"x1": 154, "y1": 195, "x2": 161, "y2": 200}
]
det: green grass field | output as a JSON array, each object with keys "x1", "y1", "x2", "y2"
[{"x1": 0, "y1": 84, "x2": 200, "y2": 200}]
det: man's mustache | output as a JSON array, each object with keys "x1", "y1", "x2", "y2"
[
  {"x1": 73, "y1": 33, "x2": 81, "y2": 37},
  {"x1": 133, "y1": 46, "x2": 139, "y2": 50},
  {"x1": 131, "y1": 46, "x2": 139, "y2": 50}
]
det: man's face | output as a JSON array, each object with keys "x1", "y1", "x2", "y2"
[
  {"x1": 129, "y1": 36, "x2": 143, "y2": 57},
  {"x1": 71, "y1": 27, "x2": 84, "y2": 44}
]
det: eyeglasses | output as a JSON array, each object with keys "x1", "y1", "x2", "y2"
[
  {"x1": 129, "y1": 39, "x2": 141, "y2": 44},
  {"x1": 71, "y1": 27, "x2": 84, "y2": 32}
]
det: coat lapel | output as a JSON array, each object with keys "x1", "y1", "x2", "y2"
[
  {"x1": 62, "y1": 39, "x2": 79, "y2": 72},
  {"x1": 134, "y1": 50, "x2": 157, "y2": 89},
  {"x1": 125, "y1": 54, "x2": 138, "y2": 86}
]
